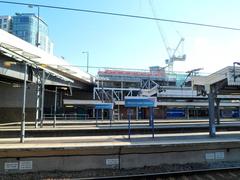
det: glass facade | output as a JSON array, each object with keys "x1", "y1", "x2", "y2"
[
  {"x1": 168, "y1": 73, "x2": 187, "y2": 87},
  {"x1": 0, "y1": 16, "x2": 12, "y2": 32},
  {"x1": 12, "y1": 13, "x2": 52, "y2": 54}
]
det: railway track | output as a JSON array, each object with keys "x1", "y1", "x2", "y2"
[
  {"x1": 82, "y1": 167, "x2": 240, "y2": 180},
  {"x1": 0, "y1": 119, "x2": 240, "y2": 138},
  {"x1": 1, "y1": 124, "x2": 240, "y2": 138},
  {"x1": 1, "y1": 166, "x2": 240, "y2": 180}
]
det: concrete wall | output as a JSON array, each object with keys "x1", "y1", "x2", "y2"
[
  {"x1": 0, "y1": 83, "x2": 57, "y2": 122},
  {"x1": 0, "y1": 82, "x2": 94, "y2": 122},
  {"x1": 0, "y1": 108, "x2": 35, "y2": 123},
  {"x1": 0, "y1": 83, "x2": 37, "y2": 108},
  {"x1": 0, "y1": 142, "x2": 240, "y2": 176},
  {"x1": 64, "y1": 89, "x2": 93, "y2": 100},
  {"x1": 0, "y1": 83, "x2": 37, "y2": 123}
]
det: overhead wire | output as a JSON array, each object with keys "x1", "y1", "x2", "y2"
[
  {"x1": 42, "y1": 64, "x2": 152, "y2": 72},
  {"x1": 0, "y1": 0, "x2": 238, "y2": 76},
  {"x1": 35, "y1": 63, "x2": 213, "y2": 75},
  {"x1": 0, "y1": 0, "x2": 240, "y2": 31}
]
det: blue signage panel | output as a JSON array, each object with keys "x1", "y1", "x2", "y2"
[
  {"x1": 166, "y1": 109, "x2": 185, "y2": 118},
  {"x1": 124, "y1": 97, "x2": 157, "y2": 108},
  {"x1": 95, "y1": 103, "x2": 114, "y2": 110}
]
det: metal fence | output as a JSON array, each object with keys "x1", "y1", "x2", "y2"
[{"x1": 44, "y1": 114, "x2": 89, "y2": 120}]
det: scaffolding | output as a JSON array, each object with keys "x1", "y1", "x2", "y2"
[{"x1": 94, "y1": 67, "x2": 175, "y2": 102}]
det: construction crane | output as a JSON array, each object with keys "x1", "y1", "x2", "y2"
[
  {"x1": 148, "y1": 0, "x2": 186, "y2": 73},
  {"x1": 165, "y1": 37, "x2": 186, "y2": 73}
]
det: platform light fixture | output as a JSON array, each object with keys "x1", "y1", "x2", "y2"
[
  {"x1": 3, "y1": 61, "x2": 17, "y2": 68},
  {"x1": 233, "y1": 62, "x2": 240, "y2": 66},
  {"x1": 12, "y1": 83, "x2": 21, "y2": 88}
]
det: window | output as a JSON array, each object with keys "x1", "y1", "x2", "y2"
[
  {"x1": 3, "y1": 24, "x2": 7, "y2": 29},
  {"x1": 27, "y1": 66, "x2": 33, "y2": 81},
  {"x1": 20, "y1": 17, "x2": 29, "y2": 23},
  {"x1": 17, "y1": 30, "x2": 23, "y2": 36},
  {"x1": 3, "y1": 18, "x2": 7, "y2": 23}
]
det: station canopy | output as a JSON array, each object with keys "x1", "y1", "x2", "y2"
[{"x1": 0, "y1": 29, "x2": 94, "y2": 84}]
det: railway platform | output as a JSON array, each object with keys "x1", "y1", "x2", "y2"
[
  {"x1": 0, "y1": 118, "x2": 240, "y2": 138},
  {"x1": 1, "y1": 130, "x2": 240, "y2": 178}
]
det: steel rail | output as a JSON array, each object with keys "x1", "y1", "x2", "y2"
[{"x1": 81, "y1": 166, "x2": 240, "y2": 180}]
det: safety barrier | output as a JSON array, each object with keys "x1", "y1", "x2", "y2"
[{"x1": 44, "y1": 114, "x2": 89, "y2": 120}]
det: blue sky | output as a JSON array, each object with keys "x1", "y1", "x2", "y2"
[{"x1": 1, "y1": 0, "x2": 240, "y2": 75}]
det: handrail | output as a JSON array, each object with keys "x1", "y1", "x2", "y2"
[{"x1": 43, "y1": 113, "x2": 89, "y2": 120}]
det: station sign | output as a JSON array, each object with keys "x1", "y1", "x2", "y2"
[
  {"x1": 124, "y1": 97, "x2": 157, "y2": 108},
  {"x1": 95, "y1": 103, "x2": 114, "y2": 110}
]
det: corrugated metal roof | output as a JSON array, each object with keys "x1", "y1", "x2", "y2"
[{"x1": 192, "y1": 66, "x2": 240, "y2": 87}]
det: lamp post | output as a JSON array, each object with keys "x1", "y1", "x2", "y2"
[
  {"x1": 28, "y1": 5, "x2": 40, "y2": 47},
  {"x1": 82, "y1": 51, "x2": 89, "y2": 73}
]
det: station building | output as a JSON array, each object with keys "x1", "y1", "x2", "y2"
[
  {"x1": 0, "y1": 29, "x2": 94, "y2": 123},
  {"x1": 92, "y1": 67, "x2": 209, "y2": 119},
  {"x1": 65, "y1": 66, "x2": 240, "y2": 120},
  {"x1": 0, "y1": 28, "x2": 240, "y2": 124}
]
